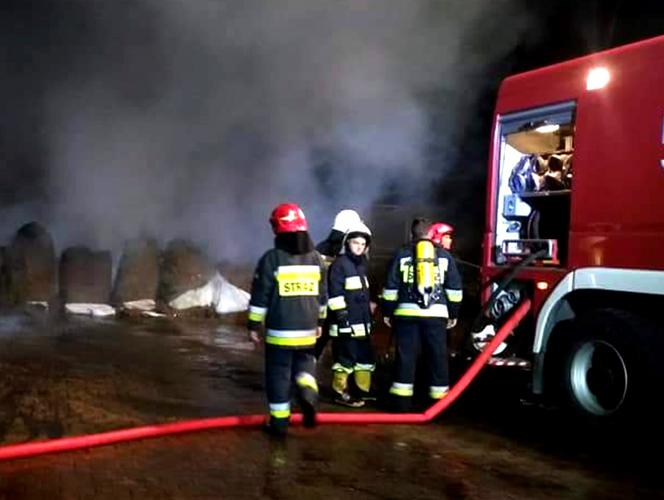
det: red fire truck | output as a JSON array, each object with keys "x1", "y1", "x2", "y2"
[{"x1": 477, "y1": 34, "x2": 664, "y2": 419}]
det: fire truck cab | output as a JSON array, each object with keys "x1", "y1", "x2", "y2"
[{"x1": 481, "y1": 34, "x2": 664, "y2": 418}]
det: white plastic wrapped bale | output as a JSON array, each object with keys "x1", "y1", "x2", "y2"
[
  {"x1": 122, "y1": 299, "x2": 156, "y2": 311},
  {"x1": 168, "y1": 272, "x2": 249, "y2": 314},
  {"x1": 65, "y1": 303, "x2": 116, "y2": 317},
  {"x1": 26, "y1": 301, "x2": 49, "y2": 310}
]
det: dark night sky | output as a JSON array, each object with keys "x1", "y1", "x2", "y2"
[{"x1": 0, "y1": 0, "x2": 662, "y2": 261}]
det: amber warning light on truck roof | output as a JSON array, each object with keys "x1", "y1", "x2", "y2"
[{"x1": 586, "y1": 67, "x2": 610, "y2": 90}]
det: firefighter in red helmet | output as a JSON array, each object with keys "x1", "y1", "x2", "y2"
[
  {"x1": 427, "y1": 222, "x2": 454, "y2": 251},
  {"x1": 428, "y1": 222, "x2": 458, "y2": 329},
  {"x1": 382, "y1": 217, "x2": 463, "y2": 412},
  {"x1": 248, "y1": 203, "x2": 328, "y2": 436}
]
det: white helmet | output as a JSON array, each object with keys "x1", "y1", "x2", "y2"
[
  {"x1": 332, "y1": 209, "x2": 362, "y2": 233},
  {"x1": 342, "y1": 220, "x2": 372, "y2": 254}
]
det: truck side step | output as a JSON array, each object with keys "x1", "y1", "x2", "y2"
[{"x1": 487, "y1": 357, "x2": 531, "y2": 369}]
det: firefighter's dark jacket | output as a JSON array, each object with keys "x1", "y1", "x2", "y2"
[
  {"x1": 248, "y1": 237, "x2": 327, "y2": 348},
  {"x1": 316, "y1": 229, "x2": 345, "y2": 260},
  {"x1": 327, "y1": 252, "x2": 372, "y2": 337},
  {"x1": 381, "y1": 243, "x2": 463, "y2": 319}
]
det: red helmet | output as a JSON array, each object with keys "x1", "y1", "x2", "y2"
[
  {"x1": 427, "y1": 222, "x2": 454, "y2": 249},
  {"x1": 270, "y1": 203, "x2": 308, "y2": 234}
]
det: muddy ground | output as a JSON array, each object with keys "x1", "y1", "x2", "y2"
[{"x1": 0, "y1": 310, "x2": 660, "y2": 499}]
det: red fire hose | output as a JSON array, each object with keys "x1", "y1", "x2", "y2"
[{"x1": 0, "y1": 300, "x2": 530, "y2": 461}]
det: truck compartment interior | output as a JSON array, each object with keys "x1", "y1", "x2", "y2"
[{"x1": 494, "y1": 102, "x2": 575, "y2": 266}]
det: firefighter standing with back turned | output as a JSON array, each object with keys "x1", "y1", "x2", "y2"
[
  {"x1": 381, "y1": 217, "x2": 463, "y2": 411},
  {"x1": 327, "y1": 219, "x2": 375, "y2": 407},
  {"x1": 247, "y1": 203, "x2": 327, "y2": 436}
]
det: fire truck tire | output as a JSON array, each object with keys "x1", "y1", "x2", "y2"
[{"x1": 559, "y1": 309, "x2": 654, "y2": 420}]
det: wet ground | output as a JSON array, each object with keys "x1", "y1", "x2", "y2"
[{"x1": 0, "y1": 309, "x2": 661, "y2": 499}]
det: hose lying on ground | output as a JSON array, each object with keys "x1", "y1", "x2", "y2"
[{"x1": 0, "y1": 300, "x2": 531, "y2": 462}]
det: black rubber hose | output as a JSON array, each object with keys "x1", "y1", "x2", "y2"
[{"x1": 471, "y1": 249, "x2": 547, "y2": 332}]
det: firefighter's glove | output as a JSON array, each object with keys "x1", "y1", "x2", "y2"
[
  {"x1": 336, "y1": 311, "x2": 352, "y2": 337},
  {"x1": 248, "y1": 330, "x2": 262, "y2": 347},
  {"x1": 338, "y1": 321, "x2": 353, "y2": 337},
  {"x1": 446, "y1": 318, "x2": 458, "y2": 329}
]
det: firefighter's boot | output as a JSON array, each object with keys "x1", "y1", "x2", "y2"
[
  {"x1": 354, "y1": 370, "x2": 376, "y2": 401},
  {"x1": 332, "y1": 371, "x2": 364, "y2": 408},
  {"x1": 295, "y1": 372, "x2": 318, "y2": 428},
  {"x1": 263, "y1": 417, "x2": 289, "y2": 438}
]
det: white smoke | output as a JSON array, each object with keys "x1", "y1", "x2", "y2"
[{"x1": 1, "y1": 0, "x2": 534, "y2": 261}]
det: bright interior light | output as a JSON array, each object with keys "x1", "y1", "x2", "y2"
[
  {"x1": 536, "y1": 281, "x2": 549, "y2": 291},
  {"x1": 535, "y1": 123, "x2": 560, "y2": 134},
  {"x1": 586, "y1": 67, "x2": 610, "y2": 90}
]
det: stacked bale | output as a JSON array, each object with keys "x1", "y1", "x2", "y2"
[
  {"x1": 5, "y1": 222, "x2": 57, "y2": 305},
  {"x1": 111, "y1": 238, "x2": 160, "y2": 306},
  {"x1": 59, "y1": 246, "x2": 112, "y2": 304},
  {"x1": 157, "y1": 239, "x2": 216, "y2": 315}
]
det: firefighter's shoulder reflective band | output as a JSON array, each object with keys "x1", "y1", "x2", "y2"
[
  {"x1": 445, "y1": 288, "x2": 463, "y2": 303},
  {"x1": 328, "y1": 295, "x2": 347, "y2": 310},
  {"x1": 382, "y1": 288, "x2": 398, "y2": 301},
  {"x1": 438, "y1": 258, "x2": 449, "y2": 271},
  {"x1": 269, "y1": 402, "x2": 291, "y2": 419},
  {"x1": 248, "y1": 305, "x2": 267, "y2": 323},
  {"x1": 344, "y1": 276, "x2": 363, "y2": 290},
  {"x1": 354, "y1": 362, "x2": 376, "y2": 372},
  {"x1": 275, "y1": 265, "x2": 320, "y2": 297},
  {"x1": 389, "y1": 382, "x2": 414, "y2": 397},
  {"x1": 394, "y1": 303, "x2": 449, "y2": 317},
  {"x1": 265, "y1": 329, "x2": 317, "y2": 347},
  {"x1": 275, "y1": 265, "x2": 321, "y2": 278},
  {"x1": 295, "y1": 372, "x2": 318, "y2": 392}
]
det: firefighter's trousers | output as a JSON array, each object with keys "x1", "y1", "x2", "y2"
[
  {"x1": 265, "y1": 345, "x2": 318, "y2": 432},
  {"x1": 389, "y1": 317, "x2": 449, "y2": 408}
]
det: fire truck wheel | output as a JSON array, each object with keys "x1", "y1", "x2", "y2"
[{"x1": 560, "y1": 309, "x2": 653, "y2": 420}]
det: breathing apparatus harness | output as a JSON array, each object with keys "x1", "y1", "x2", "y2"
[{"x1": 412, "y1": 239, "x2": 443, "y2": 308}]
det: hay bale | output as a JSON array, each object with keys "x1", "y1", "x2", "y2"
[
  {"x1": 111, "y1": 238, "x2": 160, "y2": 305},
  {"x1": 5, "y1": 222, "x2": 56, "y2": 304},
  {"x1": 157, "y1": 240, "x2": 215, "y2": 304},
  {"x1": 59, "y1": 246, "x2": 112, "y2": 304}
]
